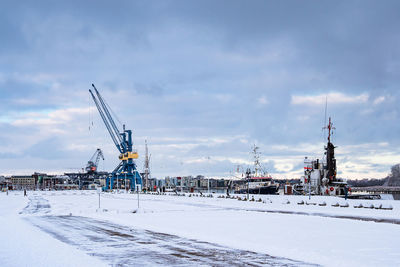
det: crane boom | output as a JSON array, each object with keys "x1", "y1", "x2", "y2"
[
  {"x1": 91, "y1": 84, "x2": 125, "y2": 151},
  {"x1": 89, "y1": 89, "x2": 123, "y2": 153},
  {"x1": 92, "y1": 148, "x2": 105, "y2": 167}
]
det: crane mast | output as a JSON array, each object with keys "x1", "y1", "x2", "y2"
[{"x1": 89, "y1": 84, "x2": 142, "y2": 191}]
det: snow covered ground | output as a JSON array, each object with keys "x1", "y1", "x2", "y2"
[
  {"x1": 1, "y1": 190, "x2": 400, "y2": 266},
  {"x1": 0, "y1": 192, "x2": 107, "y2": 267}
]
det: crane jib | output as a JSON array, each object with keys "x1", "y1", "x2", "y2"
[
  {"x1": 92, "y1": 84, "x2": 124, "y2": 146},
  {"x1": 89, "y1": 89, "x2": 123, "y2": 153}
]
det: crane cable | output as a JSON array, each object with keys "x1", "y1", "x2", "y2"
[
  {"x1": 89, "y1": 92, "x2": 94, "y2": 131},
  {"x1": 103, "y1": 97, "x2": 123, "y2": 129}
]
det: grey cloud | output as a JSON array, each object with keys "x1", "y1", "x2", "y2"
[
  {"x1": 0, "y1": 152, "x2": 19, "y2": 159},
  {"x1": 25, "y1": 138, "x2": 68, "y2": 160}
]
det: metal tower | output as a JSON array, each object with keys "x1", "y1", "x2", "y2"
[
  {"x1": 143, "y1": 140, "x2": 150, "y2": 191},
  {"x1": 89, "y1": 84, "x2": 142, "y2": 191}
]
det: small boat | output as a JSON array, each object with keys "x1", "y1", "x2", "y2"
[{"x1": 234, "y1": 145, "x2": 279, "y2": 195}]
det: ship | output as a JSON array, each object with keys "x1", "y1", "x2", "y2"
[
  {"x1": 295, "y1": 117, "x2": 348, "y2": 196},
  {"x1": 234, "y1": 145, "x2": 279, "y2": 195}
]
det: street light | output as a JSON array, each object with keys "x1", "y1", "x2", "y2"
[
  {"x1": 136, "y1": 184, "x2": 141, "y2": 209},
  {"x1": 125, "y1": 173, "x2": 128, "y2": 192},
  {"x1": 117, "y1": 174, "x2": 119, "y2": 192},
  {"x1": 97, "y1": 187, "x2": 102, "y2": 210}
]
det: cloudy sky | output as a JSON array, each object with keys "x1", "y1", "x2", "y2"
[{"x1": 1, "y1": 0, "x2": 400, "y2": 179}]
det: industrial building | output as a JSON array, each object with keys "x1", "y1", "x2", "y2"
[
  {"x1": 4, "y1": 170, "x2": 245, "y2": 194},
  {"x1": 145, "y1": 175, "x2": 233, "y2": 193},
  {"x1": 0, "y1": 176, "x2": 7, "y2": 190},
  {"x1": 10, "y1": 175, "x2": 36, "y2": 190}
]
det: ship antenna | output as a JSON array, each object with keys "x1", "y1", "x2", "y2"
[{"x1": 323, "y1": 96, "x2": 328, "y2": 140}]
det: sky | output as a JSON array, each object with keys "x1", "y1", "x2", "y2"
[{"x1": 1, "y1": 0, "x2": 400, "y2": 180}]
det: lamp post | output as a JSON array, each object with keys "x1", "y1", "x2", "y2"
[
  {"x1": 97, "y1": 187, "x2": 101, "y2": 210},
  {"x1": 136, "y1": 184, "x2": 140, "y2": 209},
  {"x1": 308, "y1": 174, "x2": 311, "y2": 200},
  {"x1": 117, "y1": 174, "x2": 119, "y2": 192}
]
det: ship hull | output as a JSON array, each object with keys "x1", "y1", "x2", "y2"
[{"x1": 235, "y1": 185, "x2": 279, "y2": 195}]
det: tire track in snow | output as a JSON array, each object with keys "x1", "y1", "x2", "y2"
[
  {"x1": 22, "y1": 194, "x2": 318, "y2": 266},
  {"x1": 26, "y1": 215, "x2": 318, "y2": 267}
]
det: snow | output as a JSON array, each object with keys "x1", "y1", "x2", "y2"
[
  {"x1": 1, "y1": 190, "x2": 400, "y2": 266},
  {"x1": 0, "y1": 192, "x2": 107, "y2": 267}
]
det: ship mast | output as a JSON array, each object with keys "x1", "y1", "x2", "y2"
[
  {"x1": 322, "y1": 117, "x2": 337, "y2": 181},
  {"x1": 252, "y1": 144, "x2": 261, "y2": 177},
  {"x1": 323, "y1": 117, "x2": 335, "y2": 143}
]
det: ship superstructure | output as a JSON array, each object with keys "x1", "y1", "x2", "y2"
[{"x1": 299, "y1": 117, "x2": 347, "y2": 196}]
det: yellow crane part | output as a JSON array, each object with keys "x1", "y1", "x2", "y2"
[{"x1": 119, "y1": 151, "x2": 139, "y2": 160}]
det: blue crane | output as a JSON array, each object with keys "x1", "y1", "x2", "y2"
[{"x1": 89, "y1": 84, "x2": 142, "y2": 191}]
